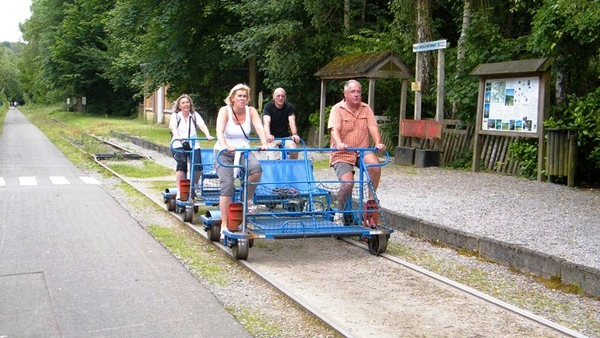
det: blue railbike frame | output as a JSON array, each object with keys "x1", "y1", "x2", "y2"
[{"x1": 216, "y1": 145, "x2": 391, "y2": 243}]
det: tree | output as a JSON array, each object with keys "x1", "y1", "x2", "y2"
[
  {"x1": 222, "y1": 0, "x2": 344, "y2": 130},
  {"x1": 529, "y1": 0, "x2": 600, "y2": 108},
  {"x1": 20, "y1": 0, "x2": 71, "y2": 104},
  {"x1": 0, "y1": 45, "x2": 23, "y2": 104},
  {"x1": 21, "y1": 0, "x2": 141, "y2": 114},
  {"x1": 109, "y1": 0, "x2": 246, "y2": 114},
  {"x1": 104, "y1": 0, "x2": 148, "y2": 102}
]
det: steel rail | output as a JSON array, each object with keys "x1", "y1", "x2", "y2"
[{"x1": 342, "y1": 238, "x2": 588, "y2": 338}]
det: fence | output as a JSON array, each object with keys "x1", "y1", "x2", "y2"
[
  {"x1": 546, "y1": 129, "x2": 577, "y2": 187},
  {"x1": 308, "y1": 119, "x2": 523, "y2": 175},
  {"x1": 396, "y1": 120, "x2": 521, "y2": 175}
]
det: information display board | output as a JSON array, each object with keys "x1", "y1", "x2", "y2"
[{"x1": 481, "y1": 77, "x2": 539, "y2": 134}]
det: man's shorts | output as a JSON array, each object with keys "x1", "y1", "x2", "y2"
[
  {"x1": 332, "y1": 151, "x2": 375, "y2": 179},
  {"x1": 263, "y1": 139, "x2": 297, "y2": 160}
]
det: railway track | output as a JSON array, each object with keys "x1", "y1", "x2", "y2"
[{"x1": 77, "y1": 135, "x2": 587, "y2": 338}]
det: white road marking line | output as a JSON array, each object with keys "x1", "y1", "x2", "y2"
[
  {"x1": 19, "y1": 177, "x2": 37, "y2": 186},
  {"x1": 1, "y1": 176, "x2": 101, "y2": 186},
  {"x1": 80, "y1": 176, "x2": 101, "y2": 185},
  {"x1": 50, "y1": 176, "x2": 70, "y2": 185}
]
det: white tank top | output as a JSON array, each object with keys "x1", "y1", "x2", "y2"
[{"x1": 215, "y1": 106, "x2": 251, "y2": 150}]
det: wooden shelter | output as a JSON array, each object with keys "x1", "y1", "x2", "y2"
[{"x1": 313, "y1": 51, "x2": 413, "y2": 147}]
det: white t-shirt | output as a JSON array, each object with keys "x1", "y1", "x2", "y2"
[{"x1": 169, "y1": 111, "x2": 206, "y2": 149}]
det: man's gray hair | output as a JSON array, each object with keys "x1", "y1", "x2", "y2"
[{"x1": 344, "y1": 79, "x2": 361, "y2": 92}]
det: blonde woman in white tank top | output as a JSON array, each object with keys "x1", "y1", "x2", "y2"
[{"x1": 214, "y1": 84, "x2": 268, "y2": 232}]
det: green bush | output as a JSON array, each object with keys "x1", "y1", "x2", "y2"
[
  {"x1": 545, "y1": 87, "x2": 600, "y2": 185},
  {"x1": 447, "y1": 149, "x2": 473, "y2": 170},
  {"x1": 507, "y1": 138, "x2": 538, "y2": 179},
  {"x1": 308, "y1": 106, "x2": 332, "y2": 146}
]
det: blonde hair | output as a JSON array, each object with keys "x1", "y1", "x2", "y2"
[
  {"x1": 174, "y1": 94, "x2": 195, "y2": 113},
  {"x1": 224, "y1": 83, "x2": 251, "y2": 106}
]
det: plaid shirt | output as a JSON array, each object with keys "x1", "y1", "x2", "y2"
[{"x1": 328, "y1": 100, "x2": 378, "y2": 166}]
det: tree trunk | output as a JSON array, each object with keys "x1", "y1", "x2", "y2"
[
  {"x1": 416, "y1": 0, "x2": 433, "y2": 94},
  {"x1": 452, "y1": 0, "x2": 471, "y2": 118},
  {"x1": 361, "y1": 0, "x2": 366, "y2": 21},
  {"x1": 554, "y1": 52, "x2": 571, "y2": 111},
  {"x1": 457, "y1": 0, "x2": 470, "y2": 68},
  {"x1": 249, "y1": 56, "x2": 257, "y2": 106},
  {"x1": 555, "y1": 69, "x2": 568, "y2": 110},
  {"x1": 344, "y1": 0, "x2": 350, "y2": 33}
]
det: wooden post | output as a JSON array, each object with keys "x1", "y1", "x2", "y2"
[
  {"x1": 472, "y1": 78, "x2": 485, "y2": 172},
  {"x1": 398, "y1": 79, "x2": 408, "y2": 147},
  {"x1": 318, "y1": 80, "x2": 326, "y2": 148},
  {"x1": 435, "y1": 49, "x2": 445, "y2": 122},
  {"x1": 538, "y1": 70, "x2": 551, "y2": 182},
  {"x1": 568, "y1": 130, "x2": 577, "y2": 187},
  {"x1": 546, "y1": 130, "x2": 555, "y2": 180},
  {"x1": 434, "y1": 48, "x2": 445, "y2": 152},
  {"x1": 414, "y1": 55, "x2": 422, "y2": 120},
  {"x1": 249, "y1": 57, "x2": 257, "y2": 106},
  {"x1": 368, "y1": 78, "x2": 376, "y2": 110}
]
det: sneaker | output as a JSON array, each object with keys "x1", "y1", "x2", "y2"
[
  {"x1": 333, "y1": 212, "x2": 345, "y2": 225},
  {"x1": 248, "y1": 201, "x2": 258, "y2": 214}
]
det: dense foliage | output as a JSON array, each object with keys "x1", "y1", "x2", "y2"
[
  {"x1": 0, "y1": 43, "x2": 23, "y2": 105},
  {"x1": 545, "y1": 88, "x2": 600, "y2": 185},
  {"x1": 1, "y1": 0, "x2": 599, "y2": 184}
]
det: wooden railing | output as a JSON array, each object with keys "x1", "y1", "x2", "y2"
[
  {"x1": 397, "y1": 120, "x2": 521, "y2": 175},
  {"x1": 310, "y1": 119, "x2": 522, "y2": 176}
]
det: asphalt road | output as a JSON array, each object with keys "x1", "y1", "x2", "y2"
[{"x1": 0, "y1": 108, "x2": 250, "y2": 337}]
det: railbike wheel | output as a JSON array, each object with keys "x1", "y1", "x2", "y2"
[
  {"x1": 208, "y1": 223, "x2": 221, "y2": 242},
  {"x1": 232, "y1": 238, "x2": 249, "y2": 260},
  {"x1": 183, "y1": 207, "x2": 194, "y2": 222},
  {"x1": 167, "y1": 198, "x2": 176, "y2": 212},
  {"x1": 368, "y1": 234, "x2": 388, "y2": 255}
]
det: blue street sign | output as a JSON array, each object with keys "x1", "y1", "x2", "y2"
[{"x1": 413, "y1": 39, "x2": 448, "y2": 52}]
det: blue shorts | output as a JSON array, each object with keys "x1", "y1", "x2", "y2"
[{"x1": 173, "y1": 148, "x2": 203, "y2": 173}]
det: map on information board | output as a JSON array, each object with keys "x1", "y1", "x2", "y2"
[{"x1": 482, "y1": 77, "x2": 539, "y2": 133}]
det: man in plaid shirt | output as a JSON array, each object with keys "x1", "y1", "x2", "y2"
[{"x1": 328, "y1": 79, "x2": 386, "y2": 224}]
